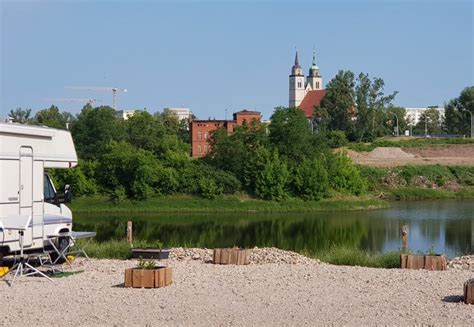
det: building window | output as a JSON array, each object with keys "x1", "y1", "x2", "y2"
[
  {"x1": 198, "y1": 131, "x2": 202, "y2": 140},
  {"x1": 316, "y1": 82, "x2": 319, "y2": 89},
  {"x1": 298, "y1": 81, "x2": 302, "y2": 88},
  {"x1": 204, "y1": 132, "x2": 208, "y2": 139},
  {"x1": 198, "y1": 145, "x2": 202, "y2": 153},
  {"x1": 204, "y1": 145, "x2": 208, "y2": 152}
]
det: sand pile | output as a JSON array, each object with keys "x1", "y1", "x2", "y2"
[
  {"x1": 368, "y1": 147, "x2": 415, "y2": 159},
  {"x1": 170, "y1": 247, "x2": 318, "y2": 265}
]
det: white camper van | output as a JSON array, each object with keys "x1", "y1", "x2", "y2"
[{"x1": 0, "y1": 122, "x2": 78, "y2": 260}]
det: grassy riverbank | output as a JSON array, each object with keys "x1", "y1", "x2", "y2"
[{"x1": 70, "y1": 194, "x2": 389, "y2": 213}]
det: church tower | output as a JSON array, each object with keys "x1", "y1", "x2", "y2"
[
  {"x1": 306, "y1": 49, "x2": 323, "y2": 91},
  {"x1": 289, "y1": 51, "x2": 305, "y2": 108}
]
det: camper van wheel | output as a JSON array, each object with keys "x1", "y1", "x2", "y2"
[{"x1": 50, "y1": 237, "x2": 70, "y2": 264}]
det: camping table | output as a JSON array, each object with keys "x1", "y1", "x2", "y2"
[{"x1": 48, "y1": 231, "x2": 96, "y2": 266}]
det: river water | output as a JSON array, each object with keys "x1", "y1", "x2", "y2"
[{"x1": 74, "y1": 200, "x2": 473, "y2": 258}]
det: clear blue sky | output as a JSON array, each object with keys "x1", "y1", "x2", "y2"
[{"x1": 1, "y1": 0, "x2": 473, "y2": 120}]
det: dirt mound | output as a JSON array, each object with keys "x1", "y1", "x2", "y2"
[
  {"x1": 368, "y1": 147, "x2": 415, "y2": 159},
  {"x1": 403, "y1": 144, "x2": 474, "y2": 158}
]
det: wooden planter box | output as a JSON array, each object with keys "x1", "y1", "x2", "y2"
[
  {"x1": 213, "y1": 248, "x2": 249, "y2": 265},
  {"x1": 400, "y1": 254, "x2": 447, "y2": 271},
  {"x1": 131, "y1": 248, "x2": 170, "y2": 260},
  {"x1": 124, "y1": 266, "x2": 173, "y2": 288},
  {"x1": 464, "y1": 279, "x2": 474, "y2": 304}
]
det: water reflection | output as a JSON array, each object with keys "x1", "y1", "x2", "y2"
[{"x1": 74, "y1": 200, "x2": 473, "y2": 258}]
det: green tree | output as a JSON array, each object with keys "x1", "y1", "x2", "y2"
[
  {"x1": 207, "y1": 123, "x2": 267, "y2": 188},
  {"x1": 71, "y1": 105, "x2": 125, "y2": 160},
  {"x1": 268, "y1": 107, "x2": 316, "y2": 163},
  {"x1": 8, "y1": 108, "x2": 32, "y2": 124},
  {"x1": 33, "y1": 105, "x2": 74, "y2": 129},
  {"x1": 318, "y1": 70, "x2": 355, "y2": 136},
  {"x1": 444, "y1": 86, "x2": 474, "y2": 136},
  {"x1": 354, "y1": 73, "x2": 398, "y2": 141},
  {"x1": 385, "y1": 107, "x2": 408, "y2": 136},
  {"x1": 254, "y1": 147, "x2": 289, "y2": 200},
  {"x1": 293, "y1": 158, "x2": 329, "y2": 200},
  {"x1": 126, "y1": 110, "x2": 189, "y2": 157},
  {"x1": 96, "y1": 141, "x2": 165, "y2": 200}
]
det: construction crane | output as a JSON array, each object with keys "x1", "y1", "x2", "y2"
[{"x1": 64, "y1": 86, "x2": 128, "y2": 110}]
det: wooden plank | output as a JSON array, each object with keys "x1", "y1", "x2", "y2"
[
  {"x1": 407, "y1": 255, "x2": 424, "y2": 270},
  {"x1": 220, "y1": 249, "x2": 229, "y2": 265},
  {"x1": 124, "y1": 268, "x2": 133, "y2": 287},
  {"x1": 132, "y1": 269, "x2": 143, "y2": 288},
  {"x1": 424, "y1": 255, "x2": 447, "y2": 271},
  {"x1": 213, "y1": 249, "x2": 221, "y2": 264},
  {"x1": 142, "y1": 270, "x2": 155, "y2": 288},
  {"x1": 400, "y1": 254, "x2": 408, "y2": 269},
  {"x1": 465, "y1": 279, "x2": 474, "y2": 304},
  {"x1": 230, "y1": 249, "x2": 237, "y2": 265},
  {"x1": 243, "y1": 250, "x2": 249, "y2": 265},
  {"x1": 424, "y1": 255, "x2": 435, "y2": 271}
]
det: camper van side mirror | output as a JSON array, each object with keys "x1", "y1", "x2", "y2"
[{"x1": 64, "y1": 184, "x2": 72, "y2": 203}]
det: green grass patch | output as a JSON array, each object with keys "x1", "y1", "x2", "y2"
[
  {"x1": 388, "y1": 187, "x2": 474, "y2": 200},
  {"x1": 73, "y1": 239, "x2": 132, "y2": 259},
  {"x1": 69, "y1": 194, "x2": 389, "y2": 213},
  {"x1": 315, "y1": 246, "x2": 401, "y2": 268}
]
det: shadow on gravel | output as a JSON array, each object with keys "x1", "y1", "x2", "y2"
[
  {"x1": 442, "y1": 295, "x2": 464, "y2": 303},
  {"x1": 112, "y1": 283, "x2": 125, "y2": 288}
]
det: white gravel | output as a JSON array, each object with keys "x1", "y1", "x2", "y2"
[{"x1": 1, "y1": 248, "x2": 473, "y2": 326}]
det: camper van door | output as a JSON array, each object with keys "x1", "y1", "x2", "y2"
[{"x1": 19, "y1": 146, "x2": 33, "y2": 247}]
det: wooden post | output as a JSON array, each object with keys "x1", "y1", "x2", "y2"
[
  {"x1": 127, "y1": 221, "x2": 133, "y2": 245},
  {"x1": 402, "y1": 224, "x2": 407, "y2": 254}
]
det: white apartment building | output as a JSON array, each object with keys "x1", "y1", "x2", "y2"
[
  {"x1": 405, "y1": 107, "x2": 445, "y2": 125},
  {"x1": 116, "y1": 110, "x2": 136, "y2": 120},
  {"x1": 163, "y1": 107, "x2": 193, "y2": 121}
]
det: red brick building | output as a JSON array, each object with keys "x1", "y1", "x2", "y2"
[{"x1": 190, "y1": 110, "x2": 261, "y2": 158}]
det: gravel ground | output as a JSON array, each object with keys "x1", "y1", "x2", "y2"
[{"x1": 1, "y1": 248, "x2": 473, "y2": 326}]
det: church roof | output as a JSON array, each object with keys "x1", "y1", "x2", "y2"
[{"x1": 299, "y1": 90, "x2": 327, "y2": 118}]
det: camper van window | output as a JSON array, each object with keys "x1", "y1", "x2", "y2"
[{"x1": 43, "y1": 174, "x2": 56, "y2": 203}]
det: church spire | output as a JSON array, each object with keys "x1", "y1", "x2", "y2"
[
  {"x1": 291, "y1": 49, "x2": 302, "y2": 76},
  {"x1": 312, "y1": 49, "x2": 316, "y2": 66}
]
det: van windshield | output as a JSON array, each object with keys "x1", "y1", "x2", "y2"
[{"x1": 44, "y1": 174, "x2": 56, "y2": 203}]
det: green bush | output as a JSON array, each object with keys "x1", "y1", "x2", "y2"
[
  {"x1": 398, "y1": 165, "x2": 453, "y2": 186},
  {"x1": 326, "y1": 153, "x2": 368, "y2": 195},
  {"x1": 293, "y1": 158, "x2": 329, "y2": 200},
  {"x1": 325, "y1": 130, "x2": 348, "y2": 148},
  {"x1": 254, "y1": 149, "x2": 290, "y2": 201},
  {"x1": 358, "y1": 166, "x2": 387, "y2": 191},
  {"x1": 198, "y1": 178, "x2": 223, "y2": 199},
  {"x1": 110, "y1": 186, "x2": 127, "y2": 204},
  {"x1": 449, "y1": 166, "x2": 474, "y2": 186}
]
